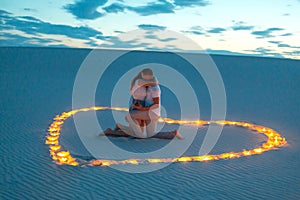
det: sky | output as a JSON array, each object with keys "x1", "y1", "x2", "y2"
[{"x1": 0, "y1": 0, "x2": 300, "y2": 59}]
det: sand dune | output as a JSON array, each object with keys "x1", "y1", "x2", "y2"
[{"x1": 0, "y1": 47, "x2": 299, "y2": 199}]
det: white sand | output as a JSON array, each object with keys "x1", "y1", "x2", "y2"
[{"x1": 0, "y1": 47, "x2": 299, "y2": 199}]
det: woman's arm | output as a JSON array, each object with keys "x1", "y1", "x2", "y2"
[
  {"x1": 137, "y1": 77, "x2": 158, "y2": 87},
  {"x1": 130, "y1": 78, "x2": 157, "y2": 94},
  {"x1": 133, "y1": 97, "x2": 159, "y2": 111}
]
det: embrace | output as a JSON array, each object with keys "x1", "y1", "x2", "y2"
[{"x1": 100, "y1": 68, "x2": 183, "y2": 139}]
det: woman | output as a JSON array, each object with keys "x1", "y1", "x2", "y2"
[
  {"x1": 128, "y1": 68, "x2": 159, "y2": 131},
  {"x1": 100, "y1": 68, "x2": 183, "y2": 139}
]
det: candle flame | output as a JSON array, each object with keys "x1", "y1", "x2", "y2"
[{"x1": 45, "y1": 106, "x2": 287, "y2": 167}]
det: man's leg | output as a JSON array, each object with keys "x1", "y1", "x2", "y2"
[
  {"x1": 99, "y1": 128, "x2": 130, "y2": 137},
  {"x1": 148, "y1": 111, "x2": 183, "y2": 139},
  {"x1": 152, "y1": 130, "x2": 183, "y2": 139},
  {"x1": 100, "y1": 128, "x2": 183, "y2": 139}
]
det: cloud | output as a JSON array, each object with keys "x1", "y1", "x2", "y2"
[
  {"x1": 145, "y1": 46, "x2": 183, "y2": 52},
  {"x1": 207, "y1": 27, "x2": 226, "y2": 34},
  {"x1": 281, "y1": 33, "x2": 293, "y2": 36},
  {"x1": 144, "y1": 34, "x2": 177, "y2": 42},
  {"x1": 268, "y1": 41, "x2": 300, "y2": 49},
  {"x1": 127, "y1": 0, "x2": 175, "y2": 16},
  {"x1": 0, "y1": 9, "x2": 11, "y2": 15},
  {"x1": 23, "y1": 8, "x2": 38, "y2": 12},
  {"x1": 84, "y1": 40, "x2": 100, "y2": 47},
  {"x1": 182, "y1": 26, "x2": 205, "y2": 35},
  {"x1": 268, "y1": 41, "x2": 281, "y2": 44},
  {"x1": 205, "y1": 49, "x2": 250, "y2": 57},
  {"x1": 103, "y1": 0, "x2": 175, "y2": 16},
  {"x1": 267, "y1": 28, "x2": 285, "y2": 31},
  {"x1": 278, "y1": 43, "x2": 291, "y2": 48},
  {"x1": 253, "y1": 48, "x2": 272, "y2": 53},
  {"x1": 95, "y1": 35, "x2": 112, "y2": 40},
  {"x1": 251, "y1": 27, "x2": 284, "y2": 38},
  {"x1": 204, "y1": 48, "x2": 289, "y2": 59},
  {"x1": 251, "y1": 30, "x2": 271, "y2": 38},
  {"x1": 0, "y1": 32, "x2": 62, "y2": 47},
  {"x1": 232, "y1": 25, "x2": 254, "y2": 31},
  {"x1": 245, "y1": 47, "x2": 285, "y2": 58},
  {"x1": 231, "y1": 21, "x2": 254, "y2": 31},
  {"x1": 145, "y1": 35, "x2": 159, "y2": 39},
  {"x1": 103, "y1": 3, "x2": 126, "y2": 13},
  {"x1": 102, "y1": 0, "x2": 210, "y2": 17},
  {"x1": 138, "y1": 24, "x2": 166, "y2": 30},
  {"x1": 0, "y1": 10, "x2": 103, "y2": 44},
  {"x1": 127, "y1": 0, "x2": 210, "y2": 16},
  {"x1": 114, "y1": 30, "x2": 125, "y2": 34},
  {"x1": 190, "y1": 31, "x2": 204, "y2": 35},
  {"x1": 283, "y1": 50, "x2": 300, "y2": 57},
  {"x1": 64, "y1": 0, "x2": 107, "y2": 20},
  {"x1": 158, "y1": 37, "x2": 177, "y2": 42},
  {"x1": 99, "y1": 30, "x2": 183, "y2": 52},
  {"x1": 182, "y1": 30, "x2": 204, "y2": 35},
  {"x1": 1, "y1": 12, "x2": 174, "y2": 50},
  {"x1": 0, "y1": 10, "x2": 184, "y2": 50},
  {"x1": 190, "y1": 26, "x2": 203, "y2": 30},
  {"x1": 100, "y1": 36, "x2": 152, "y2": 49},
  {"x1": 173, "y1": 0, "x2": 210, "y2": 7},
  {"x1": 63, "y1": 0, "x2": 210, "y2": 19}
]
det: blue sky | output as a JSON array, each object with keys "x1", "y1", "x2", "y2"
[{"x1": 0, "y1": 0, "x2": 299, "y2": 59}]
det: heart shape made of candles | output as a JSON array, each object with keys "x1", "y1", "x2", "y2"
[{"x1": 46, "y1": 106, "x2": 287, "y2": 167}]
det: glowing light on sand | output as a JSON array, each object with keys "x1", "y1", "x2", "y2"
[{"x1": 46, "y1": 106, "x2": 287, "y2": 167}]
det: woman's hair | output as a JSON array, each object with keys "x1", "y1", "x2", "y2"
[{"x1": 130, "y1": 68, "x2": 153, "y2": 91}]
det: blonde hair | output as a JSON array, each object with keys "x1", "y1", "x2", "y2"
[{"x1": 130, "y1": 68, "x2": 153, "y2": 91}]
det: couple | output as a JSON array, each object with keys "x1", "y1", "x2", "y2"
[{"x1": 100, "y1": 68, "x2": 183, "y2": 139}]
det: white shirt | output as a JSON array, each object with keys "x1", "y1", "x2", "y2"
[
  {"x1": 145, "y1": 85, "x2": 161, "y2": 117},
  {"x1": 131, "y1": 79, "x2": 161, "y2": 117}
]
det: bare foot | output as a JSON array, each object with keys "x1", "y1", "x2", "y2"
[
  {"x1": 99, "y1": 128, "x2": 112, "y2": 136},
  {"x1": 114, "y1": 124, "x2": 120, "y2": 131},
  {"x1": 174, "y1": 130, "x2": 184, "y2": 139}
]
